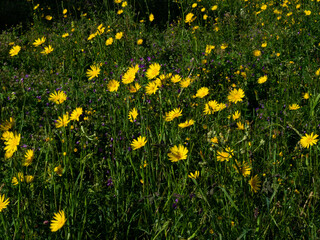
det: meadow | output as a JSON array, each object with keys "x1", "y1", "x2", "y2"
[{"x1": 1, "y1": 0, "x2": 320, "y2": 239}]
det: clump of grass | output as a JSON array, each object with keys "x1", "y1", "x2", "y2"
[{"x1": 0, "y1": 0, "x2": 320, "y2": 239}]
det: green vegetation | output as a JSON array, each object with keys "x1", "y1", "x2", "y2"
[{"x1": 1, "y1": 0, "x2": 320, "y2": 239}]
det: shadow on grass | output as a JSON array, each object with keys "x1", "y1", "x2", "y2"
[{"x1": 0, "y1": 0, "x2": 33, "y2": 32}]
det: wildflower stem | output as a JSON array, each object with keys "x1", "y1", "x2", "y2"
[{"x1": 0, "y1": 213, "x2": 8, "y2": 236}]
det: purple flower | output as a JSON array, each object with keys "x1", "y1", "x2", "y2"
[{"x1": 107, "y1": 177, "x2": 113, "y2": 187}]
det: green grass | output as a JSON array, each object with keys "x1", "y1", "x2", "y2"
[{"x1": 1, "y1": 0, "x2": 320, "y2": 239}]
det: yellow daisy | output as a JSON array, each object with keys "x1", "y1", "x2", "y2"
[
  {"x1": 86, "y1": 65, "x2": 100, "y2": 80},
  {"x1": 4, "y1": 132, "x2": 20, "y2": 155},
  {"x1": 185, "y1": 13, "x2": 196, "y2": 24},
  {"x1": 33, "y1": 37, "x2": 46, "y2": 47},
  {"x1": 54, "y1": 165, "x2": 64, "y2": 176},
  {"x1": 253, "y1": 50, "x2": 261, "y2": 57},
  {"x1": 205, "y1": 45, "x2": 215, "y2": 55},
  {"x1": 128, "y1": 83, "x2": 141, "y2": 93},
  {"x1": 149, "y1": 13, "x2": 154, "y2": 22},
  {"x1": 23, "y1": 149, "x2": 34, "y2": 166},
  {"x1": 97, "y1": 25, "x2": 105, "y2": 35},
  {"x1": 217, "y1": 147, "x2": 233, "y2": 162},
  {"x1": 257, "y1": 75, "x2": 267, "y2": 84},
  {"x1": 289, "y1": 104, "x2": 300, "y2": 110},
  {"x1": 178, "y1": 119, "x2": 195, "y2": 128},
  {"x1": 180, "y1": 78, "x2": 192, "y2": 88},
  {"x1": 249, "y1": 175, "x2": 261, "y2": 193},
  {"x1": 146, "y1": 63, "x2": 161, "y2": 80},
  {"x1": 25, "y1": 175, "x2": 34, "y2": 183},
  {"x1": 55, "y1": 113, "x2": 70, "y2": 128},
  {"x1": 0, "y1": 194, "x2": 10, "y2": 212},
  {"x1": 1, "y1": 131, "x2": 13, "y2": 141},
  {"x1": 194, "y1": 87, "x2": 209, "y2": 98},
  {"x1": 145, "y1": 81, "x2": 159, "y2": 95},
  {"x1": 171, "y1": 75, "x2": 182, "y2": 83},
  {"x1": 261, "y1": 4, "x2": 267, "y2": 10},
  {"x1": 106, "y1": 37, "x2": 113, "y2": 46},
  {"x1": 221, "y1": 43, "x2": 228, "y2": 50},
  {"x1": 115, "y1": 32, "x2": 123, "y2": 40},
  {"x1": 88, "y1": 33, "x2": 97, "y2": 41},
  {"x1": 304, "y1": 10, "x2": 311, "y2": 16},
  {"x1": 165, "y1": 108, "x2": 182, "y2": 122},
  {"x1": 122, "y1": 65, "x2": 139, "y2": 84},
  {"x1": 218, "y1": 103, "x2": 226, "y2": 111},
  {"x1": 236, "y1": 122, "x2": 245, "y2": 130},
  {"x1": 70, "y1": 107, "x2": 83, "y2": 121},
  {"x1": 48, "y1": 91, "x2": 67, "y2": 104},
  {"x1": 203, "y1": 100, "x2": 219, "y2": 115},
  {"x1": 232, "y1": 111, "x2": 241, "y2": 120},
  {"x1": 131, "y1": 136, "x2": 147, "y2": 150},
  {"x1": 227, "y1": 88, "x2": 245, "y2": 103},
  {"x1": 211, "y1": 5, "x2": 218, "y2": 11},
  {"x1": 128, "y1": 108, "x2": 138, "y2": 122},
  {"x1": 234, "y1": 160, "x2": 251, "y2": 177},
  {"x1": 211, "y1": 137, "x2": 218, "y2": 144},
  {"x1": 107, "y1": 80, "x2": 120, "y2": 92},
  {"x1": 12, "y1": 172, "x2": 24, "y2": 185},
  {"x1": 168, "y1": 144, "x2": 188, "y2": 162},
  {"x1": 188, "y1": 171, "x2": 199, "y2": 179},
  {"x1": 41, "y1": 45, "x2": 54, "y2": 55},
  {"x1": 50, "y1": 210, "x2": 67, "y2": 232},
  {"x1": 9, "y1": 45, "x2": 21, "y2": 57},
  {"x1": 300, "y1": 132, "x2": 319, "y2": 148},
  {"x1": 0, "y1": 117, "x2": 15, "y2": 131}
]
